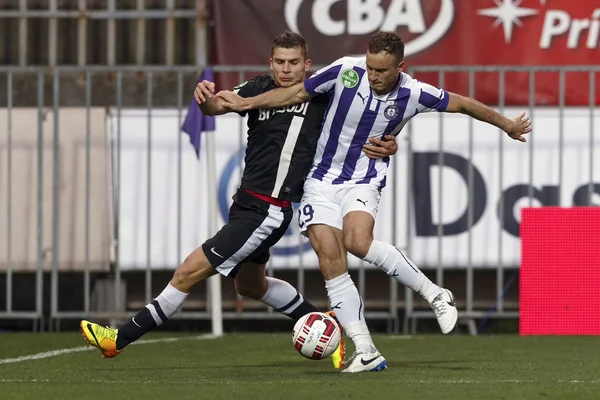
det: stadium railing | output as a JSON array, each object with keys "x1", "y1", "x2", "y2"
[
  {"x1": 0, "y1": 0, "x2": 203, "y2": 66},
  {"x1": 0, "y1": 65, "x2": 597, "y2": 335}
]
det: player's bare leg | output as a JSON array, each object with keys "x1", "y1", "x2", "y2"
[
  {"x1": 308, "y1": 224, "x2": 386, "y2": 373},
  {"x1": 81, "y1": 252, "x2": 332, "y2": 359},
  {"x1": 234, "y1": 262, "x2": 322, "y2": 320},
  {"x1": 235, "y1": 261, "x2": 345, "y2": 368},
  {"x1": 343, "y1": 211, "x2": 458, "y2": 334},
  {"x1": 81, "y1": 246, "x2": 216, "y2": 358}
]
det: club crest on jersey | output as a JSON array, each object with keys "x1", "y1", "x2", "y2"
[
  {"x1": 341, "y1": 69, "x2": 359, "y2": 88},
  {"x1": 384, "y1": 104, "x2": 398, "y2": 120}
]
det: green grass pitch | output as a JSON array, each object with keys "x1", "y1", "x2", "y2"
[{"x1": 0, "y1": 333, "x2": 598, "y2": 400}]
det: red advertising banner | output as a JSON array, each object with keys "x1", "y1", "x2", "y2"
[
  {"x1": 210, "y1": 0, "x2": 600, "y2": 105},
  {"x1": 520, "y1": 207, "x2": 600, "y2": 335}
]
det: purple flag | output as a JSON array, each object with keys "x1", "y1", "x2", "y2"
[{"x1": 181, "y1": 68, "x2": 216, "y2": 159}]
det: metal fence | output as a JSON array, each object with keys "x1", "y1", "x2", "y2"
[
  {"x1": 404, "y1": 65, "x2": 598, "y2": 335},
  {"x1": 0, "y1": 65, "x2": 598, "y2": 334},
  {"x1": 0, "y1": 0, "x2": 205, "y2": 66}
]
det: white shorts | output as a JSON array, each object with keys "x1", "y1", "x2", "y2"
[{"x1": 298, "y1": 179, "x2": 381, "y2": 236}]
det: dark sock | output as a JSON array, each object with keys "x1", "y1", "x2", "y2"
[
  {"x1": 116, "y1": 302, "x2": 163, "y2": 350},
  {"x1": 116, "y1": 284, "x2": 187, "y2": 350},
  {"x1": 276, "y1": 293, "x2": 320, "y2": 321}
]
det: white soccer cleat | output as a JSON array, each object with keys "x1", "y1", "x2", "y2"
[
  {"x1": 341, "y1": 350, "x2": 387, "y2": 373},
  {"x1": 430, "y1": 289, "x2": 458, "y2": 334}
]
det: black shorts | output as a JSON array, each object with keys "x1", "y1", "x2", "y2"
[{"x1": 202, "y1": 188, "x2": 293, "y2": 278}]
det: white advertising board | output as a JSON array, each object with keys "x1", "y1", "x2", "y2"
[{"x1": 110, "y1": 108, "x2": 599, "y2": 270}]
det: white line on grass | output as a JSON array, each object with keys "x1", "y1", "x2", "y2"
[
  {"x1": 1, "y1": 378, "x2": 600, "y2": 385},
  {"x1": 0, "y1": 334, "x2": 218, "y2": 365},
  {"x1": 414, "y1": 380, "x2": 600, "y2": 384}
]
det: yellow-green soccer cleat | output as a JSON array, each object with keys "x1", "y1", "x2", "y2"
[
  {"x1": 80, "y1": 320, "x2": 121, "y2": 359},
  {"x1": 325, "y1": 311, "x2": 345, "y2": 369},
  {"x1": 331, "y1": 337, "x2": 345, "y2": 369}
]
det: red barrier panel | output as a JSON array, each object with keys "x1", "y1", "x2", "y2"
[
  {"x1": 211, "y1": 0, "x2": 600, "y2": 106},
  {"x1": 520, "y1": 207, "x2": 600, "y2": 335}
]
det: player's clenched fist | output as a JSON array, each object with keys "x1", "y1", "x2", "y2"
[{"x1": 194, "y1": 80, "x2": 216, "y2": 105}]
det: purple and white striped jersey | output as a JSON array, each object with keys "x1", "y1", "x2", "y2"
[{"x1": 304, "y1": 56, "x2": 449, "y2": 188}]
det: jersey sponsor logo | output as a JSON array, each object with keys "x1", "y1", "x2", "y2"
[
  {"x1": 341, "y1": 69, "x2": 360, "y2": 88},
  {"x1": 284, "y1": 0, "x2": 455, "y2": 57},
  {"x1": 258, "y1": 101, "x2": 310, "y2": 121}
]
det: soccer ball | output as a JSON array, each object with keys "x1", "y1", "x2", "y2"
[{"x1": 292, "y1": 312, "x2": 341, "y2": 360}]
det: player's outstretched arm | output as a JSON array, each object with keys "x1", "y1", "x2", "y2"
[
  {"x1": 445, "y1": 92, "x2": 532, "y2": 142},
  {"x1": 217, "y1": 82, "x2": 312, "y2": 112},
  {"x1": 194, "y1": 80, "x2": 229, "y2": 116}
]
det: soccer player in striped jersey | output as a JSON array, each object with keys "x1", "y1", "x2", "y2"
[{"x1": 219, "y1": 31, "x2": 531, "y2": 373}]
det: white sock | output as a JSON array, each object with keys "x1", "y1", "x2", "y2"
[
  {"x1": 260, "y1": 277, "x2": 317, "y2": 320},
  {"x1": 147, "y1": 283, "x2": 188, "y2": 325},
  {"x1": 325, "y1": 272, "x2": 375, "y2": 353},
  {"x1": 260, "y1": 277, "x2": 298, "y2": 309},
  {"x1": 363, "y1": 240, "x2": 443, "y2": 303}
]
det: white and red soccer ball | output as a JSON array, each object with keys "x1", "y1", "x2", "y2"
[{"x1": 292, "y1": 312, "x2": 341, "y2": 360}]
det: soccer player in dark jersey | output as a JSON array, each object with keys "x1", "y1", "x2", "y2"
[{"x1": 80, "y1": 31, "x2": 398, "y2": 369}]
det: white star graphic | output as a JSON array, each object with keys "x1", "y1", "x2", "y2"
[{"x1": 478, "y1": 0, "x2": 539, "y2": 43}]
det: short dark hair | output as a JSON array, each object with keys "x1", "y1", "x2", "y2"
[
  {"x1": 271, "y1": 31, "x2": 309, "y2": 59},
  {"x1": 368, "y1": 31, "x2": 405, "y2": 62}
]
